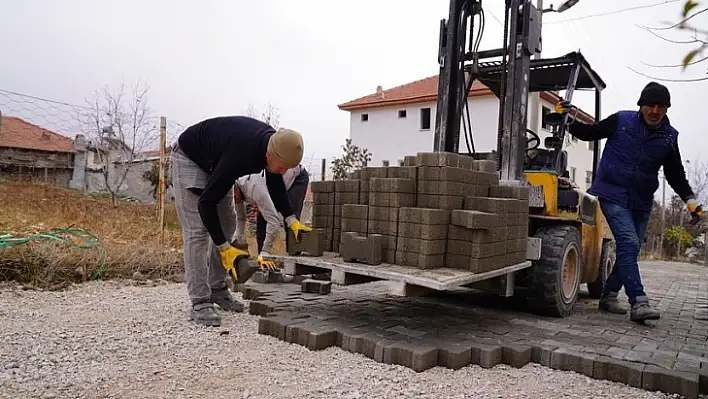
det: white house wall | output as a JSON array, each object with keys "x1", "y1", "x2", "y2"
[{"x1": 347, "y1": 96, "x2": 599, "y2": 189}]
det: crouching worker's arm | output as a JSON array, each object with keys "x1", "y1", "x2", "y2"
[
  {"x1": 230, "y1": 186, "x2": 249, "y2": 250},
  {"x1": 265, "y1": 171, "x2": 311, "y2": 240},
  {"x1": 251, "y1": 183, "x2": 284, "y2": 271}
]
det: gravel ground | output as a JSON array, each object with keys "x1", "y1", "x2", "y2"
[{"x1": 0, "y1": 280, "x2": 690, "y2": 399}]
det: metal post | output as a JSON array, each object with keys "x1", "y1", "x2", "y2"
[
  {"x1": 320, "y1": 158, "x2": 326, "y2": 181},
  {"x1": 678, "y1": 210, "x2": 684, "y2": 258},
  {"x1": 660, "y1": 171, "x2": 666, "y2": 258},
  {"x1": 499, "y1": 0, "x2": 538, "y2": 182},
  {"x1": 591, "y1": 89, "x2": 601, "y2": 181},
  {"x1": 158, "y1": 117, "x2": 167, "y2": 248},
  {"x1": 433, "y1": 0, "x2": 467, "y2": 153},
  {"x1": 527, "y1": 0, "x2": 543, "y2": 138}
]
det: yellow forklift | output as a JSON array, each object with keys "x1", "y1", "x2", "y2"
[{"x1": 433, "y1": 0, "x2": 615, "y2": 317}]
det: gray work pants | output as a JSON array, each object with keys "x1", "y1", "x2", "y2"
[{"x1": 170, "y1": 145, "x2": 237, "y2": 304}]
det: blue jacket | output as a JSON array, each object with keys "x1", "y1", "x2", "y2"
[{"x1": 568, "y1": 110, "x2": 693, "y2": 211}]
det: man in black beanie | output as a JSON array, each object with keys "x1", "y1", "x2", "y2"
[{"x1": 554, "y1": 81, "x2": 703, "y2": 323}]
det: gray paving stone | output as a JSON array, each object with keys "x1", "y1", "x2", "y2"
[
  {"x1": 502, "y1": 342, "x2": 533, "y2": 368},
  {"x1": 642, "y1": 365, "x2": 699, "y2": 399},
  {"x1": 437, "y1": 341, "x2": 472, "y2": 370},
  {"x1": 243, "y1": 261, "x2": 708, "y2": 396},
  {"x1": 470, "y1": 341, "x2": 503, "y2": 368}
]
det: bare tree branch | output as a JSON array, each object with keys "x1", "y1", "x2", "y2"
[
  {"x1": 645, "y1": 6, "x2": 708, "y2": 30},
  {"x1": 627, "y1": 65, "x2": 708, "y2": 81},
  {"x1": 636, "y1": 23, "x2": 706, "y2": 44},
  {"x1": 78, "y1": 80, "x2": 158, "y2": 206},
  {"x1": 642, "y1": 54, "x2": 708, "y2": 68}
]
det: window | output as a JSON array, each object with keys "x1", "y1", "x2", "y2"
[
  {"x1": 361, "y1": 114, "x2": 368, "y2": 122},
  {"x1": 570, "y1": 167, "x2": 576, "y2": 182},
  {"x1": 382, "y1": 160, "x2": 390, "y2": 167},
  {"x1": 541, "y1": 106, "x2": 551, "y2": 130},
  {"x1": 586, "y1": 170, "x2": 593, "y2": 184},
  {"x1": 398, "y1": 110, "x2": 407, "y2": 118},
  {"x1": 420, "y1": 108, "x2": 431, "y2": 130}
]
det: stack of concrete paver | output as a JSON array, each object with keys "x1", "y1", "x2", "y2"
[{"x1": 308, "y1": 152, "x2": 529, "y2": 273}]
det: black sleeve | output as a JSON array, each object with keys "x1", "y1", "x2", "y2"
[
  {"x1": 663, "y1": 139, "x2": 695, "y2": 202},
  {"x1": 266, "y1": 171, "x2": 295, "y2": 219},
  {"x1": 198, "y1": 157, "x2": 247, "y2": 247},
  {"x1": 567, "y1": 112, "x2": 618, "y2": 141}
]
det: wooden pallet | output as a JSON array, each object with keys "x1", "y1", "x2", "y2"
[{"x1": 267, "y1": 251, "x2": 532, "y2": 296}]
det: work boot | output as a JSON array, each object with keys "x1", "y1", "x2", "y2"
[
  {"x1": 598, "y1": 293, "x2": 627, "y2": 315},
  {"x1": 190, "y1": 302, "x2": 221, "y2": 327},
  {"x1": 210, "y1": 287, "x2": 245, "y2": 313},
  {"x1": 630, "y1": 297, "x2": 660, "y2": 322}
]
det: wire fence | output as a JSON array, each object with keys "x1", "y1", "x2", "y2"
[{"x1": 0, "y1": 87, "x2": 329, "y2": 229}]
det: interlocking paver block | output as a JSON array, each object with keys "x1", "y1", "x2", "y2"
[
  {"x1": 416, "y1": 152, "x2": 462, "y2": 168},
  {"x1": 387, "y1": 341, "x2": 439, "y2": 372},
  {"x1": 305, "y1": 325, "x2": 338, "y2": 350},
  {"x1": 470, "y1": 342, "x2": 503, "y2": 368},
  {"x1": 386, "y1": 166, "x2": 418, "y2": 179},
  {"x1": 550, "y1": 347, "x2": 597, "y2": 377},
  {"x1": 532, "y1": 342, "x2": 559, "y2": 367},
  {"x1": 301, "y1": 279, "x2": 332, "y2": 295},
  {"x1": 594, "y1": 356, "x2": 645, "y2": 388},
  {"x1": 340, "y1": 232, "x2": 384, "y2": 265},
  {"x1": 502, "y1": 342, "x2": 533, "y2": 368},
  {"x1": 417, "y1": 194, "x2": 464, "y2": 210},
  {"x1": 342, "y1": 204, "x2": 369, "y2": 219},
  {"x1": 451, "y1": 210, "x2": 498, "y2": 229},
  {"x1": 399, "y1": 207, "x2": 451, "y2": 225},
  {"x1": 417, "y1": 181, "x2": 468, "y2": 196},
  {"x1": 310, "y1": 180, "x2": 335, "y2": 192},
  {"x1": 472, "y1": 159, "x2": 497, "y2": 173},
  {"x1": 438, "y1": 341, "x2": 472, "y2": 370},
  {"x1": 287, "y1": 229, "x2": 325, "y2": 256},
  {"x1": 489, "y1": 184, "x2": 530, "y2": 200},
  {"x1": 642, "y1": 365, "x2": 700, "y2": 398},
  {"x1": 334, "y1": 179, "x2": 361, "y2": 192},
  {"x1": 369, "y1": 178, "x2": 416, "y2": 193}
]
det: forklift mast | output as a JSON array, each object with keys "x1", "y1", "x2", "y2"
[{"x1": 434, "y1": 0, "x2": 606, "y2": 182}]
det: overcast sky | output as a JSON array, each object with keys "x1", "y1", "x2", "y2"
[{"x1": 1, "y1": 0, "x2": 706, "y2": 195}]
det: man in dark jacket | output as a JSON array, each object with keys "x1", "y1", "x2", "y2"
[
  {"x1": 170, "y1": 116, "x2": 312, "y2": 327},
  {"x1": 557, "y1": 82, "x2": 703, "y2": 322}
]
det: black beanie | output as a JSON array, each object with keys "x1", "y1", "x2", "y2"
[{"x1": 637, "y1": 81, "x2": 671, "y2": 108}]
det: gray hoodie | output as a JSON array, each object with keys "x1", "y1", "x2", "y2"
[{"x1": 232, "y1": 165, "x2": 304, "y2": 254}]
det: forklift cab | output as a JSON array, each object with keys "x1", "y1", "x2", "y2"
[
  {"x1": 472, "y1": 51, "x2": 606, "y2": 217},
  {"x1": 473, "y1": 51, "x2": 606, "y2": 181}
]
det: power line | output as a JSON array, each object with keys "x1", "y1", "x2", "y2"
[{"x1": 545, "y1": 0, "x2": 682, "y2": 24}]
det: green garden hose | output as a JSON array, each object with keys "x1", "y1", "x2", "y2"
[{"x1": 0, "y1": 226, "x2": 108, "y2": 280}]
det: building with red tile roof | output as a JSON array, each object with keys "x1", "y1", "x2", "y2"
[{"x1": 337, "y1": 74, "x2": 597, "y2": 189}]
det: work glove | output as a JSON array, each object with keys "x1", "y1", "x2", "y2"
[
  {"x1": 687, "y1": 198, "x2": 704, "y2": 225},
  {"x1": 256, "y1": 251, "x2": 278, "y2": 272},
  {"x1": 219, "y1": 246, "x2": 250, "y2": 281},
  {"x1": 288, "y1": 219, "x2": 312, "y2": 241},
  {"x1": 555, "y1": 99, "x2": 573, "y2": 114}
]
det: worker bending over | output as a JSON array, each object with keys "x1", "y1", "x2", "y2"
[
  {"x1": 170, "y1": 116, "x2": 312, "y2": 327},
  {"x1": 257, "y1": 164, "x2": 309, "y2": 254},
  {"x1": 230, "y1": 165, "x2": 308, "y2": 268},
  {"x1": 557, "y1": 81, "x2": 703, "y2": 323}
]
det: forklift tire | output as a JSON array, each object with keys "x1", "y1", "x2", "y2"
[
  {"x1": 527, "y1": 225, "x2": 583, "y2": 317},
  {"x1": 587, "y1": 240, "x2": 615, "y2": 299}
]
